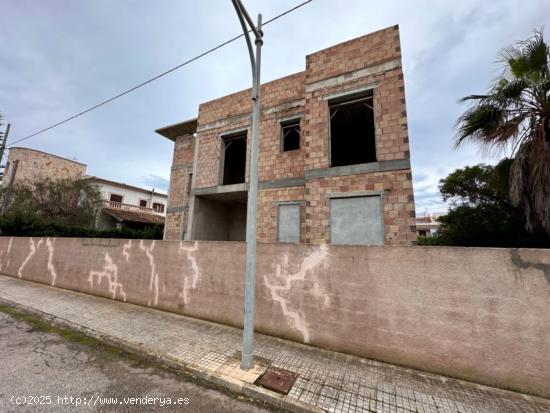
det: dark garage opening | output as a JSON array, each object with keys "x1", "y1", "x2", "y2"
[
  {"x1": 191, "y1": 192, "x2": 247, "y2": 241},
  {"x1": 329, "y1": 91, "x2": 376, "y2": 167},
  {"x1": 222, "y1": 132, "x2": 247, "y2": 185}
]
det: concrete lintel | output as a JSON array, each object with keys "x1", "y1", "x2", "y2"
[
  {"x1": 273, "y1": 200, "x2": 305, "y2": 205},
  {"x1": 305, "y1": 159, "x2": 411, "y2": 180},
  {"x1": 326, "y1": 190, "x2": 387, "y2": 199},
  {"x1": 264, "y1": 99, "x2": 306, "y2": 116},
  {"x1": 197, "y1": 113, "x2": 252, "y2": 134},
  {"x1": 259, "y1": 177, "x2": 306, "y2": 189},
  {"x1": 193, "y1": 183, "x2": 248, "y2": 196},
  {"x1": 322, "y1": 82, "x2": 379, "y2": 101},
  {"x1": 166, "y1": 206, "x2": 186, "y2": 213},
  {"x1": 171, "y1": 163, "x2": 193, "y2": 171},
  {"x1": 305, "y1": 58, "x2": 402, "y2": 93},
  {"x1": 277, "y1": 113, "x2": 303, "y2": 123},
  {"x1": 220, "y1": 126, "x2": 249, "y2": 139},
  {"x1": 196, "y1": 99, "x2": 306, "y2": 134}
]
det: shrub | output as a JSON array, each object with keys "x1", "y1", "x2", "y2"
[{"x1": 0, "y1": 210, "x2": 162, "y2": 240}]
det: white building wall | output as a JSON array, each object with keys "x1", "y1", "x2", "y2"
[{"x1": 94, "y1": 182, "x2": 167, "y2": 216}]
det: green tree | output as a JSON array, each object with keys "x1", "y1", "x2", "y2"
[
  {"x1": 439, "y1": 162, "x2": 510, "y2": 206},
  {"x1": 420, "y1": 159, "x2": 550, "y2": 248},
  {"x1": 0, "y1": 178, "x2": 163, "y2": 239},
  {"x1": 455, "y1": 29, "x2": 550, "y2": 233},
  {"x1": 2, "y1": 178, "x2": 102, "y2": 227}
]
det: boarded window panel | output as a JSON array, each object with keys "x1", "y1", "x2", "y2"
[
  {"x1": 278, "y1": 204, "x2": 300, "y2": 243},
  {"x1": 330, "y1": 196, "x2": 383, "y2": 245}
]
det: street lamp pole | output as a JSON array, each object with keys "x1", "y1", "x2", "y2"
[{"x1": 230, "y1": 0, "x2": 263, "y2": 370}]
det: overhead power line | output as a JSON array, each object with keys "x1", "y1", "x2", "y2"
[{"x1": 8, "y1": 0, "x2": 312, "y2": 148}]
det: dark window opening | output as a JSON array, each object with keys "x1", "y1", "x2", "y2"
[
  {"x1": 222, "y1": 132, "x2": 247, "y2": 185},
  {"x1": 153, "y1": 202, "x2": 165, "y2": 213},
  {"x1": 139, "y1": 199, "x2": 147, "y2": 207},
  {"x1": 329, "y1": 91, "x2": 376, "y2": 167},
  {"x1": 110, "y1": 194, "x2": 123, "y2": 203},
  {"x1": 281, "y1": 119, "x2": 300, "y2": 151}
]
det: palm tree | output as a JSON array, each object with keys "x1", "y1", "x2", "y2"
[{"x1": 455, "y1": 29, "x2": 550, "y2": 234}]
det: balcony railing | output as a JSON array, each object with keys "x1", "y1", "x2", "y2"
[{"x1": 102, "y1": 200, "x2": 163, "y2": 215}]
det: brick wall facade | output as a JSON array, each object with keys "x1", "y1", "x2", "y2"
[
  {"x1": 3, "y1": 147, "x2": 87, "y2": 188},
  {"x1": 159, "y1": 25, "x2": 416, "y2": 245},
  {"x1": 164, "y1": 134, "x2": 195, "y2": 240}
]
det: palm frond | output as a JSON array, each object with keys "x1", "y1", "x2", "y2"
[
  {"x1": 503, "y1": 29, "x2": 549, "y2": 80},
  {"x1": 459, "y1": 94, "x2": 489, "y2": 103},
  {"x1": 522, "y1": 29, "x2": 549, "y2": 74},
  {"x1": 457, "y1": 28, "x2": 550, "y2": 234},
  {"x1": 493, "y1": 78, "x2": 530, "y2": 102}
]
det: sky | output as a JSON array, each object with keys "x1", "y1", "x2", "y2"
[{"x1": 1, "y1": 0, "x2": 549, "y2": 214}]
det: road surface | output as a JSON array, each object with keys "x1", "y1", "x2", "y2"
[{"x1": 0, "y1": 307, "x2": 273, "y2": 412}]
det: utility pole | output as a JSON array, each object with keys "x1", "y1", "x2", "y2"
[{"x1": 230, "y1": 0, "x2": 263, "y2": 370}]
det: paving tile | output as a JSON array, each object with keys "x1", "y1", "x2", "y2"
[{"x1": 216, "y1": 357, "x2": 267, "y2": 384}]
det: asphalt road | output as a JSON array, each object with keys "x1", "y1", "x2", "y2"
[{"x1": 0, "y1": 308, "x2": 273, "y2": 412}]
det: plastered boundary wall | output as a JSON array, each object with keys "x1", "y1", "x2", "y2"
[{"x1": 0, "y1": 236, "x2": 549, "y2": 398}]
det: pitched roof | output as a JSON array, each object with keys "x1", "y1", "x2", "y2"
[
  {"x1": 103, "y1": 208, "x2": 165, "y2": 225},
  {"x1": 84, "y1": 176, "x2": 167, "y2": 197}
]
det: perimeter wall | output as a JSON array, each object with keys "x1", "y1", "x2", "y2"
[{"x1": 0, "y1": 236, "x2": 548, "y2": 397}]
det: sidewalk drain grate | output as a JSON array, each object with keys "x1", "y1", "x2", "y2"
[{"x1": 257, "y1": 367, "x2": 297, "y2": 394}]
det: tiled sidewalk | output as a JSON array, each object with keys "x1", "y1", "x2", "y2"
[{"x1": 0, "y1": 275, "x2": 548, "y2": 413}]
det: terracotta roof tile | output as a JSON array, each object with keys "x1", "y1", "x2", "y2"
[{"x1": 103, "y1": 208, "x2": 165, "y2": 225}]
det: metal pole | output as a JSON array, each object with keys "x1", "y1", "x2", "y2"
[{"x1": 231, "y1": 0, "x2": 263, "y2": 370}]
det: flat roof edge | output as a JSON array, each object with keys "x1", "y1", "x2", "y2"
[
  {"x1": 155, "y1": 118, "x2": 198, "y2": 141},
  {"x1": 8, "y1": 147, "x2": 87, "y2": 167}
]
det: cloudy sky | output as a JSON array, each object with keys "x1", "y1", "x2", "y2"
[{"x1": 1, "y1": 0, "x2": 549, "y2": 213}]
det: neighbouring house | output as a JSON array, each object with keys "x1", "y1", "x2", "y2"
[
  {"x1": 2, "y1": 147, "x2": 87, "y2": 188},
  {"x1": 156, "y1": 25, "x2": 416, "y2": 245},
  {"x1": 2, "y1": 147, "x2": 166, "y2": 231},
  {"x1": 415, "y1": 212, "x2": 443, "y2": 237},
  {"x1": 84, "y1": 176, "x2": 166, "y2": 231}
]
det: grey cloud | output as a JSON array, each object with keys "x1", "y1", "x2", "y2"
[
  {"x1": 141, "y1": 174, "x2": 169, "y2": 193},
  {"x1": 1, "y1": 0, "x2": 548, "y2": 214}
]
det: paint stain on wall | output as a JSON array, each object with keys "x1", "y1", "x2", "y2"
[
  {"x1": 0, "y1": 236, "x2": 13, "y2": 272},
  {"x1": 18, "y1": 238, "x2": 43, "y2": 279},
  {"x1": 179, "y1": 241, "x2": 201, "y2": 305},
  {"x1": 46, "y1": 237, "x2": 58, "y2": 286},
  {"x1": 263, "y1": 243, "x2": 331, "y2": 343},
  {"x1": 88, "y1": 252, "x2": 127, "y2": 302},
  {"x1": 122, "y1": 239, "x2": 132, "y2": 262},
  {"x1": 140, "y1": 240, "x2": 159, "y2": 306}
]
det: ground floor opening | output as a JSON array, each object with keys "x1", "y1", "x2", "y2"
[{"x1": 191, "y1": 191, "x2": 247, "y2": 241}]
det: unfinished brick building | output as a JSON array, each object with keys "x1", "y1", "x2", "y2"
[{"x1": 156, "y1": 25, "x2": 416, "y2": 245}]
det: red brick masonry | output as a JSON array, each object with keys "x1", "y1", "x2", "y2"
[{"x1": 159, "y1": 25, "x2": 416, "y2": 244}]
